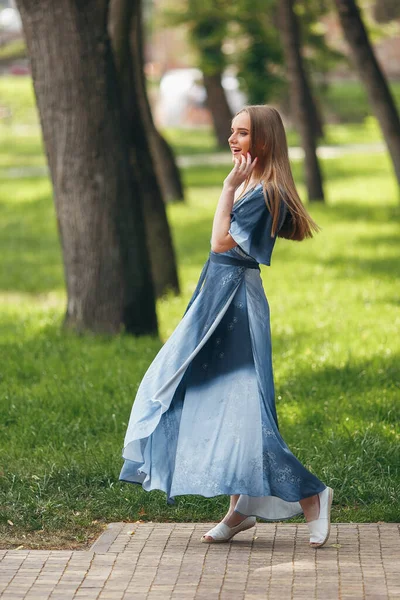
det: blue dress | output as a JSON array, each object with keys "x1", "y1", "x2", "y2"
[{"x1": 120, "y1": 183, "x2": 326, "y2": 521}]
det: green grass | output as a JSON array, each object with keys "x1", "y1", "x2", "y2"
[
  {"x1": 0, "y1": 142, "x2": 399, "y2": 549},
  {"x1": 0, "y1": 76, "x2": 38, "y2": 125},
  {"x1": 0, "y1": 75, "x2": 400, "y2": 548},
  {"x1": 0, "y1": 39, "x2": 26, "y2": 62}
]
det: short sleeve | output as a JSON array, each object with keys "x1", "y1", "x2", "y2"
[{"x1": 228, "y1": 185, "x2": 288, "y2": 265}]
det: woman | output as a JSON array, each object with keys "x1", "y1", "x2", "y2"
[{"x1": 120, "y1": 105, "x2": 333, "y2": 549}]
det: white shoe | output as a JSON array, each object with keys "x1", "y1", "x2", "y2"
[
  {"x1": 200, "y1": 515, "x2": 256, "y2": 543},
  {"x1": 307, "y1": 486, "x2": 334, "y2": 548}
]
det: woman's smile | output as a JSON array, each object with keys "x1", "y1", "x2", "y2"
[{"x1": 228, "y1": 111, "x2": 251, "y2": 158}]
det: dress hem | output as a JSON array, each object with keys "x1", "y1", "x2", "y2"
[
  {"x1": 119, "y1": 478, "x2": 306, "y2": 522},
  {"x1": 118, "y1": 477, "x2": 329, "y2": 523}
]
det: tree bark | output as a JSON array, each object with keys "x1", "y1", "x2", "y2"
[
  {"x1": 309, "y1": 91, "x2": 324, "y2": 140},
  {"x1": 109, "y1": 0, "x2": 180, "y2": 298},
  {"x1": 130, "y1": 1, "x2": 184, "y2": 203},
  {"x1": 16, "y1": 0, "x2": 158, "y2": 335},
  {"x1": 335, "y1": 0, "x2": 400, "y2": 189},
  {"x1": 153, "y1": 132, "x2": 185, "y2": 202},
  {"x1": 203, "y1": 72, "x2": 233, "y2": 149},
  {"x1": 278, "y1": 0, "x2": 325, "y2": 201}
]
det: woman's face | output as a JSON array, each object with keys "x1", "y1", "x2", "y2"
[{"x1": 228, "y1": 112, "x2": 251, "y2": 162}]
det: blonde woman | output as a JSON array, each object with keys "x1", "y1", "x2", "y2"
[{"x1": 120, "y1": 105, "x2": 334, "y2": 549}]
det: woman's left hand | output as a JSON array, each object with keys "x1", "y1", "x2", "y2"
[{"x1": 223, "y1": 152, "x2": 258, "y2": 190}]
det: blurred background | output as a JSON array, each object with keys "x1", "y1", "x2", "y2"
[{"x1": 1, "y1": 0, "x2": 399, "y2": 131}]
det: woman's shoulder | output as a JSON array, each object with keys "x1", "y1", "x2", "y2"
[
  {"x1": 232, "y1": 182, "x2": 264, "y2": 213},
  {"x1": 232, "y1": 182, "x2": 290, "y2": 220}
]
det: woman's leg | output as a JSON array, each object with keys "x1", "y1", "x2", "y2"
[
  {"x1": 225, "y1": 493, "x2": 320, "y2": 525},
  {"x1": 299, "y1": 494, "x2": 320, "y2": 522},
  {"x1": 224, "y1": 492, "x2": 321, "y2": 525},
  {"x1": 301, "y1": 489, "x2": 334, "y2": 548},
  {"x1": 202, "y1": 494, "x2": 243, "y2": 541},
  {"x1": 222, "y1": 494, "x2": 245, "y2": 526},
  {"x1": 203, "y1": 493, "x2": 321, "y2": 541}
]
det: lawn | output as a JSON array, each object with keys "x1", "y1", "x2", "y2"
[{"x1": 0, "y1": 79, "x2": 399, "y2": 550}]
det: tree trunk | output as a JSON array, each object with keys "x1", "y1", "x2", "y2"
[
  {"x1": 309, "y1": 91, "x2": 324, "y2": 140},
  {"x1": 109, "y1": 0, "x2": 180, "y2": 298},
  {"x1": 203, "y1": 73, "x2": 233, "y2": 149},
  {"x1": 16, "y1": 0, "x2": 158, "y2": 335},
  {"x1": 131, "y1": 1, "x2": 184, "y2": 203},
  {"x1": 153, "y1": 131, "x2": 185, "y2": 202},
  {"x1": 335, "y1": 0, "x2": 400, "y2": 190},
  {"x1": 278, "y1": 0, "x2": 325, "y2": 201}
]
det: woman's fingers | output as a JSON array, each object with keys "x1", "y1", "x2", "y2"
[
  {"x1": 250, "y1": 156, "x2": 258, "y2": 171},
  {"x1": 240, "y1": 152, "x2": 254, "y2": 173},
  {"x1": 225, "y1": 152, "x2": 258, "y2": 189}
]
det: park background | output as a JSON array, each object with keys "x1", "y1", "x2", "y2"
[{"x1": 0, "y1": 0, "x2": 399, "y2": 550}]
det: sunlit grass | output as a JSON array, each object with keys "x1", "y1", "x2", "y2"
[
  {"x1": 0, "y1": 142, "x2": 399, "y2": 549},
  {"x1": 0, "y1": 73, "x2": 399, "y2": 546}
]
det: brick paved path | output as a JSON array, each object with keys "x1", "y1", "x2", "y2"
[{"x1": 1, "y1": 523, "x2": 399, "y2": 599}]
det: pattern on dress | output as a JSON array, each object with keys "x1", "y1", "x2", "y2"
[{"x1": 120, "y1": 187, "x2": 326, "y2": 520}]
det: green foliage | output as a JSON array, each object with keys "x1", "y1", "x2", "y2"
[
  {"x1": 231, "y1": 0, "x2": 284, "y2": 104},
  {"x1": 191, "y1": 19, "x2": 228, "y2": 74},
  {"x1": 358, "y1": 0, "x2": 400, "y2": 43},
  {"x1": 164, "y1": 0, "x2": 233, "y2": 74},
  {"x1": 164, "y1": 0, "x2": 346, "y2": 106},
  {"x1": 293, "y1": 0, "x2": 347, "y2": 106}
]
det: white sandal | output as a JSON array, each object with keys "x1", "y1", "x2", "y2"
[
  {"x1": 200, "y1": 515, "x2": 256, "y2": 543},
  {"x1": 307, "y1": 486, "x2": 334, "y2": 548}
]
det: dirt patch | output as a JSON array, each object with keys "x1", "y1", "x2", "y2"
[{"x1": 0, "y1": 523, "x2": 107, "y2": 550}]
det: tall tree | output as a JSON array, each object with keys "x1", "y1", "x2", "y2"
[
  {"x1": 334, "y1": 0, "x2": 400, "y2": 190},
  {"x1": 165, "y1": 0, "x2": 233, "y2": 148},
  {"x1": 278, "y1": 0, "x2": 325, "y2": 201},
  {"x1": 234, "y1": 0, "x2": 284, "y2": 105},
  {"x1": 16, "y1": 0, "x2": 158, "y2": 335},
  {"x1": 194, "y1": 18, "x2": 233, "y2": 147},
  {"x1": 109, "y1": 0, "x2": 180, "y2": 298},
  {"x1": 130, "y1": 0, "x2": 184, "y2": 203}
]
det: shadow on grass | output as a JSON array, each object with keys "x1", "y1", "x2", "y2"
[
  {"x1": 274, "y1": 353, "x2": 399, "y2": 427},
  {"x1": 0, "y1": 313, "x2": 399, "y2": 533}
]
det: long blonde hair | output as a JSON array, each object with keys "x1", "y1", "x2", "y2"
[{"x1": 235, "y1": 105, "x2": 321, "y2": 241}]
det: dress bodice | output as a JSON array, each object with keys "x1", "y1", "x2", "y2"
[{"x1": 211, "y1": 183, "x2": 288, "y2": 267}]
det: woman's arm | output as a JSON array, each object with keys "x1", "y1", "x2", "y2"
[
  {"x1": 210, "y1": 183, "x2": 238, "y2": 253},
  {"x1": 210, "y1": 152, "x2": 257, "y2": 253}
]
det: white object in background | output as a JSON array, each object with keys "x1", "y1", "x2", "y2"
[
  {"x1": 157, "y1": 67, "x2": 247, "y2": 127},
  {"x1": 0, "y1": 8, "x2": 22, "y2": 32}
]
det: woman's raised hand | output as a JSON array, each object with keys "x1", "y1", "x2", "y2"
[{"x1": 223, "y1": 152, "x2": 258, "y2": 190}]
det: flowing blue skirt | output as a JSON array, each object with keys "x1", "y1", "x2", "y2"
[{"x1": 120, "y1": 247, "x2": 326, "y2": 521}]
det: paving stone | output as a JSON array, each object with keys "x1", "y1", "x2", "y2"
[{"x1": 1, "y1": 523, "x2": 399, "y2": 599}]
